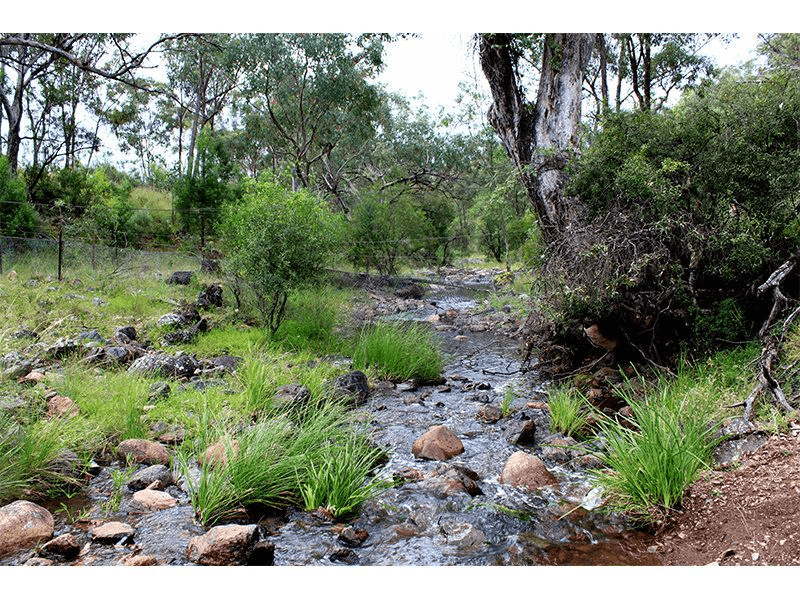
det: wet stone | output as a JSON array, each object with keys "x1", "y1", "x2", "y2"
[
  {"x1": 338, "y1": 526, "x2": 369, "y2": 548},
  {"x1": 91, "y1": 521, "x2": 135, "y2": 544},
  {"x1": 186, "y1": 524, "x2": 263, "y2": 566},
  {"x1": 330, "y1": 547, "x2": 359, "y2": 564},
  {"x1": 506, "y1": 418, "x2": 537, "y2": 446},
  {"x1": 127, "y1": 464, "x2": 174, "y2": 491},
  {"x1": 40, "y1": 533, "x2": 81, "y2": 559},
  {"x1": 476, "y1": 404, "x2": 503, "y2": 423}
]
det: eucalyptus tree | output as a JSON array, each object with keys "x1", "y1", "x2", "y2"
[
  {"x1": 234, "y1": 33, "x2": 387, "y2": 202},
  {"x1": 163, "y1": 34, "x2": 243, "y2": 178},
  {"x1": 479, "y1": 33, "x2": 595, "y2": 244},
  {"x1": 0, "y1": 33, "x2": 187, "y2": 172}
]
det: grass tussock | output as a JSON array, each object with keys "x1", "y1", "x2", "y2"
[
  {"x1": 352, "y1": 321, "x2": 444, "y2": 382},
  {"x1": 547, "y1": 384, "x2": 591, "y2": 438},
  {"x1": 180, "y1": 399, "x2": 387, "y2": 526},
  {"x1": 588, "y1": 361, "x2": 738, "y2": 522}
]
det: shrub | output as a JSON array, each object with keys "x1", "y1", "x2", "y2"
[
  {"x1": 220, "y1": 178, "x2": 341, "y2": 334},
  {"x1": 0, "y1": 156, "x2": 38, "y2": 237}
]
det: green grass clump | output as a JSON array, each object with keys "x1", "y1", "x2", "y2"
[
  {"x1": 590, "y1": 369, "x2": 722, "y2": 521},
  {"x1": 0, "y1": 410, "x2": 100, "y2": 502},
  {"x1": 547, "y1": 384, "x2": 591, "y2": 438},
  {"x1": 299, "y1": 435, "x2": 389, "y2": 519},
  {"x1": 180, "y1": 399, "x2": 387, "y2": 526},
  {"x1": 351, "y1": 322, "x2": 444, "y2": 382}
]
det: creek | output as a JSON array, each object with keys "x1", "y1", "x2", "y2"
[
  {"x1": 268, "y1": 275, "x2": 657, "y2": 565},
  {"x1": 2, "y1": 269, "x2": 658, "y2": 566}
]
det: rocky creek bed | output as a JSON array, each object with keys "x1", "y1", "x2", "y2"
[{"x1": 0, "y1": 265, "x2": 664, "y2": 566}]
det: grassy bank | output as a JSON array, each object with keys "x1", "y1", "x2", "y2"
[{"x1": 0, "y1": 249, "x2": 446, "y2": 524}]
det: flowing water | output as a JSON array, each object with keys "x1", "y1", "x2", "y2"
[
  {"x1": 268, "y1": 282, "x2": 658, "y2": 565},
  {"x1": 2, "y1": 275, "x2": 657, "y2": 566}
]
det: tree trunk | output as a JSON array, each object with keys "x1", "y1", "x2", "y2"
[{"x1": 479, "y1": 33, "x2": 595, "y2": 244}]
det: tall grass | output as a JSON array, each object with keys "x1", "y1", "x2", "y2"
[
  {"x1": 590, "y1": 369, "x2": 722, "y2": 521},
  {"x1": 547, "y1": 384, "x2": 591, "y2": 438},
  {"x1": 352, "y1": 321, "x2": 444, "y2": 382},
  {"x1": 299, "y1": 435, "x2": 389, "y2": 519},
  {"x1": 181, "y1": 399, "x2": 388, "y2": 526},
  {"x1": 0, "y1": 410, "x2": 100, "y2": 502}
]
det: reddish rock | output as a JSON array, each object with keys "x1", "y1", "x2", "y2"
[
  {"x1": 119, "y1": 554, "x2": 158, "y2": 566},
  {"x1": 22, "y1": 370, "x2": 46, "y2": 384},
  {"x1": 117, "y1": 439, "x2": 169, "y2": 465},
  {"x1": 200, "y1": 439, "x2": 240, "y2": 468},
  {"x1": 411, "y1": 425, "x2": 464, "y2": 461},
  {"x1": 47, "y1": 395, "x2": 79, "y2": 418},
  {"x1": 40, "y1": 532, "x2": 80, "y2": 558},
  {"x1": 186, "y1": 524, "x2": 261, "y2": 565},
  {"x1": 0, "y1": 500, "x2": 54, "y2": 558},
  {"x1": 499, "y1": 451, "x2": 559, "y2": 491},
  {"x1": 526, "y1": 401, "x2": 549, "y2": 410},
  {"x1": 131, "y1": 489, "x2": 177, "y2": 511},
  {"x1": 91, "y1": 521, "x2": 135, "y2": 543},
  {"x1": 584, "y1": 324, "x2": 618, "y2": 352}
]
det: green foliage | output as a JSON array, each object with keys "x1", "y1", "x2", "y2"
[
  {"x1": 547, "y1": 385, "x2": 591, "y2": 438},
  {"x1": 220, "y1": 178, "x2": 341, "y2": 333},
  {"x1": 558, "y1": 62, "x2": 800, "y2": 357},
  {"x1": 351, "y1": 321, "x2": 444, "y2": 382},
  {"x1": 299, "y1": 435, "x2": 388, "y2": 519},
  {"x1": 0, "y1": 156, "x2": 38, "y2": 236},
  {"x1": 348, "y1": 192, "x2": 427, "y2": 275},
  {"x1": 590, "y1": 369, "x2": 724, "y2": 521},
  {"x1": 173, "y1": 127, "x2": 241, "y2": 234}
]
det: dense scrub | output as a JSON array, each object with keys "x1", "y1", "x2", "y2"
[{"x1": 528, "y1": 64, "x2": 800, "y2": 373}]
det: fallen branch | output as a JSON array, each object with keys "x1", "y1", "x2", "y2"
[{"x1": 743, "y1": 253, "x2": 800, "y2": 424}]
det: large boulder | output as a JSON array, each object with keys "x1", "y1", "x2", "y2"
[
  {"x1": 0, "y1": 501, "x2": 54, "y2": 558},
  {"x1": 412, "y1": 425, "x2": 464, "y2": 461},
  {"x1": 499, "y1": 451, "x2": 559, "y2": 491},
  {"x1": 186, "y1": 524, "x2": 273, "y2": 566},
  {"x1": 117, "y1": 439, "x2": 170, "y2": 465}
]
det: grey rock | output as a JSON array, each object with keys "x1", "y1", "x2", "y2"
[
  {"x1": 331, "y1": 370, "x2": 370, "y2": 405},
  {"x1": 197, "y1": 284, "x2": 223, "y2": 308},
  {"x1": 506, "y1": 418, "x2": 537, "y2": 446},
  {"x1": 127, "y1": 464, "x2": 175, "y2": 491},
  {"x1": 166, "y1": 271, "x2": 193, "y2": 285}
]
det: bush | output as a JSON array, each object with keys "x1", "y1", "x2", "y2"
[
  {"x1": 0, "y1": 156, "x2": 38, "y2": 237},
  {"x1": 537, "y1": 64, "x2": 800, "y2": 367},
  {"x1": 220, "y1": 178, "x2": 341, "y2": 333}
]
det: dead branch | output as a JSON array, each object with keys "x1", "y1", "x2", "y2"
[{"x1": 743, "y1": 253, "x2": 800, "y2": 424}]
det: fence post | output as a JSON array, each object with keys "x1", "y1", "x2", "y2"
[{"x1": 58, "y1": 227, "x2": 64, "y2": 281}]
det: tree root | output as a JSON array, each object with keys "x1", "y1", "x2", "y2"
[{"x1": 743, "y1": 253, "x2": 800, "y2": 424}]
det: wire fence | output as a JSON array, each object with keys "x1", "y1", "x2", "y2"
[{"x1": 0, "y1": 201, "x2": 499, "y2": 280}]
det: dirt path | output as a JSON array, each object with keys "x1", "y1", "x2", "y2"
[{"x1": 640, "y1": 426, "x2": 800, "y2": 565}]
